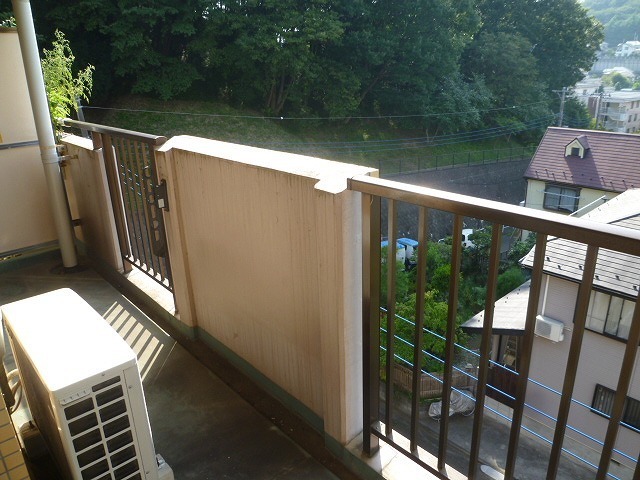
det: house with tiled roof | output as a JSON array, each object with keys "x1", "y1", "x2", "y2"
[
  {"x1": 462, "y1": 189, "x2": 640, "y2": 471},
  {"x1": 524, "y1": 127, "x2": 640, "y2": 216}
]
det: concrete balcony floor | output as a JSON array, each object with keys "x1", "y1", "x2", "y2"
[{"x1": 0, "y1": 251, "x2": 359, "y2": 480}]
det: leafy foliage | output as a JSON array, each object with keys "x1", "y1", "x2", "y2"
[
  {"x1": 583, "y1": 0, "x2": 640, "y2": 46},
  {"x1": 41, "y1": 30, "x2": 94, "y2": 135},
  {"x1": 1, "y1": 0, "x2": 603, "y2": 134},
  {"x1": 602, "y1": 71, "x2": 634, "y2": 90},
  {"x1": 0, "y1": 15, "x2": 15, "y2": 27}
]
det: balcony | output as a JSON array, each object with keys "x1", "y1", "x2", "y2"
[{"x1": 3, "y1": 111, "x2": 640, "y2": 479}]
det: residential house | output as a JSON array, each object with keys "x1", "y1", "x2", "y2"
[
  {"x1": 615, "y1": 40, "x2": 640, "y2": 57},
  {"x1": 524, "y1": 127, "x2": 640, "y2": 217},
  {"x1": 463, "y1": 189, "x2": 640, "y2": 472}
]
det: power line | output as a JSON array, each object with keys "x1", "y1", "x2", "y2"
[
  {"x1": 81, "y1": 101, "x2": 549, "y2": 122},
  {"x1": 271, "y1": 116, "x2": 555, "y2": 157}
]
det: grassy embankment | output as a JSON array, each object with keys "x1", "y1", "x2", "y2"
[{"x1": 83, "y1": 96, "x2": 535, "y2": 176}]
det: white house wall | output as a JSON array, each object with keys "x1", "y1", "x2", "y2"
[
  {"x1": 525, "y1": 179, "x2": 619, "y2": 216},
  {"x1": 0, "y1": 30, "x2": 57, "y2": 254},
  {"x1": 527, "y1": 274, "x2": 640, "y2": 469}
]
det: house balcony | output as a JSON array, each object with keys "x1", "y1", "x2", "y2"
[
  {"x1": 2, "y1": 118, "x2": 640, "y2": 480},
  {"x1": 601, "y1": 110, "x2": 627, "y2": 122}
]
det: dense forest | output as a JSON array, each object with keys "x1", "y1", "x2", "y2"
[
  {"x1": 2, "y1": 0, "x2": 602, "y2": 136},
  {"x1": 583, "y1": 0, "x2": 640, "y2": 47}
]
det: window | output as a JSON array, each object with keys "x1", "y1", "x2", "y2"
[
  {"x1": 570, "y1": 147, "x2": 580, "y2": 156},
  {"x1": 591, "y1": 384, "x2": 640, "y2": 431},
  {"x1": 586, "y1": 291, "x2": 634, "y2": 341},
  {"x1": 543, "y1": 185, "x2": 579, "y2": 213}
]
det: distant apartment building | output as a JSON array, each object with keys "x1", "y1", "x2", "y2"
[{"x1": 595, "y1": 91, "x2": 640, "y2": 133}]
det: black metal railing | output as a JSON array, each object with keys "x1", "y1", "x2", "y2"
[
  {"x1": 349, "y1": 175, "x2": 640, "y2": 480},
  {"x1": 376, "y1": 146, "x2": 536, "y2": 177},
  {"x1": 62, "y1": 119, "x2": 173, "y2": 291}
]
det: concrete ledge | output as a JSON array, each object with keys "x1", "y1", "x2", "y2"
[{"x1": 328, "y1": 432, "x2": 446, "y2": 480}]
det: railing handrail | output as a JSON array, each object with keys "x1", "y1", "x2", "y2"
[
  {"x1": 348, "y1": 174, "x2": 640, "y2": 256},
  {"x1": 62, "y1": 118, "x2": 167, "y2": 146}
]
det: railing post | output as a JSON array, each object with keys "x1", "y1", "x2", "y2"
[
  {"x1": 410, "y1": 207, "x2": 429, "y2": 453},
  {"x1": 546, "y1": 245, "x2": 598, "y2": 479},
  {"x1": 596, "y1": 293, "x2": 640, "y2": 479},
  {"x1": 361, "y1": 191, "x2": 381, "y2": 456},
  {"x1": 468, "y1": 223, "x2": 503, "y2": 478},
  {"x1": 504, "y1": 232, "x2": 547, "y2": 479},
  {"x1": 437, "y1": 214, "x2": 463, "y2": 469},
  {"x1": 385, "y1": 200, "x2": 398, "y2": 435}
]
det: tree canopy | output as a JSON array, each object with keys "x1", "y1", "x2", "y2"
[
  {"x1": 583, "y1": 0, "x2": 640, "y2": 47},
  {"x1": 3, "y1": 0, "x2": 603, "y2": 133}
]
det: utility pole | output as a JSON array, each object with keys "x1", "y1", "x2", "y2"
[
  {"x1": 593, "y1": 89, "x2": 608, "y2": 130},
  {"x1": 553, "y1": 87, "x2": 569, "y2": 127}
]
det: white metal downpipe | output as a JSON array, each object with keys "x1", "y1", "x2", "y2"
[{"x1": 11, "y1": 0, "x2": 78, "y2": 268}]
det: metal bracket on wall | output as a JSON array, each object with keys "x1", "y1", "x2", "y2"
[{"x1": 155, "y1": 180, "x2": 169, "y2": 211}]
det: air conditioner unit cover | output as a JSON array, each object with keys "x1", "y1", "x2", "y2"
[
  {"x1": 1, "y1": 288, "x2": 160, "y2": 480},
  {"x1": 535, "y1": 314, "x2": 565, "y2": 342}
]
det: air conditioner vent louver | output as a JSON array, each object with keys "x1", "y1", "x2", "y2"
[
  {"x1": 535, "y1": 320, "x2": 552, "y2": 337},
  {"x1": 63, "y1": 375, "x2": 143, "y2": 480}
]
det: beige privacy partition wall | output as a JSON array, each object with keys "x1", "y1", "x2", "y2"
[
  {"x1": 155, "y1": 136, "x2": 377, "y2": 444},
  {"x1": 61, "y1": 135, "x2": 123, "y2": 272},
  {"x1": 0, "y1": 29, "x2": 56, "y2": 254}
]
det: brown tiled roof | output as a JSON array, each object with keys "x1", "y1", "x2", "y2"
[
  {"x1": 525, "y1": 127, "x2": 640, "y2": 193},
  {"x1": 521, "y1": 189, "x2": 640, "y2": 298}
]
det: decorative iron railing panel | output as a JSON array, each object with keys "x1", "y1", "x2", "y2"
[{"x1": 62, "y1": 119, "x2": 173, "y2": 291}]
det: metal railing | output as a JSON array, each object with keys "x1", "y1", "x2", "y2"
[
  {"x1": 62, "y1": 119, "x2": 173, "y2": 291},
  {"x1": 377, "y1": 146, "x2": 536, "y2": 177},
  {"x1": 349, "y1": 174, "x2": 640, "y2": 480}
]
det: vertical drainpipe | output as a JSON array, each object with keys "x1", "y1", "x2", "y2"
[{"x1": 11, "y1": 0, "x2": 78, "y2": 268}]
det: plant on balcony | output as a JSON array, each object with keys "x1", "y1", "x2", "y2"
[{"x1": 41, "y1": 30, "x2": 93, "y2": 138}]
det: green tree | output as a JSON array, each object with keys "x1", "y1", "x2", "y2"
[
  {"x1": 470, "y1": 0, "x2": 603, "y2": 91},
  {"x1": 583, "y1": 0, "x2": 640, "y2": 47},
  {"x1": 198, "y1": 0, "x2": 345, "y2": 115},
  {"x1": 423, "y1": 73, "x2": 493, "y2": 135},
  {"x1": 380, "y1": 248, "x2": 412, "y2": 307},
  {"x1": 41, "y1": 30, "x2": 94, "y2": 135},
  {"x1": 461, "y1": 31, "x2": 552, "y2": 136},
  {"x1": 331, "y1": 0, "x2": 480, "y2": 122},
  {"x1": 497, "y1": 266, "x2": 526, "y2": 298},
  {"x1": 562, "y1": 97, "x2": 592, "y2": 129},
  {"x1": 391, "y1": 291, "x2": 466, "y2": 372},
  {"x1": 602, "y1": 72, "x2": 633, "y2": 90},
  {"x1": 507, "y1": 233, "x2": 536, "y2": 264},
  {"x1": 34, "y1": 0, "x2": 207, "y2": 100}
]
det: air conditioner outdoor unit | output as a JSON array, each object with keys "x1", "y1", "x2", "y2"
[
  {"x1": 535, "y1": 314, "x2": 565, "y2": 342},
  {"x1": 1, "y1": 288, "x2": 173, "y2": 480}
]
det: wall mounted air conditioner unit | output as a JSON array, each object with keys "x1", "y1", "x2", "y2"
[
  {"x1": 1, "y1": 288, "x2": 172, "y2": 480},
  {"x1": 535, "y1": 314, "x2": 565, "y2": 342}
]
